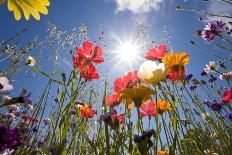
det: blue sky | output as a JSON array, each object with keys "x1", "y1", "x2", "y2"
[{"x1": 0, "y1": 0, "x2": 231, "y2": 99}]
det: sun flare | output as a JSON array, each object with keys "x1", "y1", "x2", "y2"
[{"x1": 111, "y1": 37, "x2": 142, "y2": 69}]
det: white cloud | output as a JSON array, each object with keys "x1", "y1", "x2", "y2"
[
  {"x1": 207, "y1": 1, "x2": 232, "y2": 29},
  {"x1": 114, "y1": 0, "x2": 165, "y2": 14}
]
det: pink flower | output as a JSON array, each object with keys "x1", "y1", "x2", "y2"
[
  {"x1": 222, "y1": 88, "x2": 232, "y2": 104},
  {"x1": 140, "y1": 102, "x2": 157, "y2": 118}
]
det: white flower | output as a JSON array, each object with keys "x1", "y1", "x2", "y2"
[
  {"x1": 204, "y1": 61, "x2": 217, "y2": 73},
  {"x1": 219, "y1": 72, "x2": 232, "y2": 80},
  {"x1": 26, "y1": 56, "x2": 36, "y2": 66},
  {"x1": 201, "y1": 112, "x2": 210, "y2": 120},
  {"x1": 0, "y1": 77, "x2": 13, "y2": 93},
  {"x1": 137, "y1": 60, "x2": 166, "y2": 85},
  {"x1": 7, "y1": 104, "x2": 20, "y2": 113},
  {"x1": 2, "y1": 149, "x2": 14, "y2": 155}
]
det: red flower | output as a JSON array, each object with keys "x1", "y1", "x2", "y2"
[
  {"x1": 167, "y1": 67, "x2": 185, "y2": 82},
  {"x1": 106, "y1": 94, "x2": 120, "y2": 106},
  {"x1": 222, "y1": 88, "x2": 232, "y2": 104},
  {"x1": 140, "y1": 102, "x2": 157, "y2": 118},
  {"x1": 111, "y1": 113, "x2": 125, "y2": 125},
  {"x1": 80, "y1": 64, "x2": 99, "y2": 81},
  {"x1": 113, "y1": 71, "x2": 139, "y2": 93},
  {"x1": 80, "y1": 105, "x2": 96, "y2": 119},
  {"x1": 77, "y1": 40, "x2": 104, "y2": 64},
  {"x1": 145, "y1": 44, "x2": 166, "y2": 60}
]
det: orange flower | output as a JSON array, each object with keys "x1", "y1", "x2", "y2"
[
  {"x1": 162, "y1": 52, "x2": 189, "y2": 81},
  {"x1": 157, "y1": 150, "x2": 169, "y2": 155},
  {"x1": 79, "y1": 105, "x2": 96, "y2": 119},
  {"x1": 157, "y1": 100, "x2": 171, "y2": 114}
]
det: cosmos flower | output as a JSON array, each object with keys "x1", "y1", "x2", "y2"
[
  {"x1": 219, "y1": 72, "x2": 232, "y2": 80},
  {"x1": 157, "y1": 150, "x2": 169, "y2": 155},
  {"x1": 105, "y1": 94, "x2": 120, "y2": 107},
  {"x1": 0, "y1": 77, "x2": 13, "y2": 93},
  {"x1": 204, "y1": 61, "x2": 218, "y2": 73},
  {"x1": 162, "y1": 52, "x2": 189, "y2": 81},
  {"x1": 113, "y1": 71, "x2": 139, "y2": 93},
  {"x1": 157, "y1": 100, "x2": 171, "y2": 114},
  {"x1": 0, "y1": 124, "x2": 22, "y2": 151},
  {"x1": 80, "y1": 64, "x2": 99, "y2": 81},
  {"x1": 202, "y1": 20, "x2": 225, "y2": 42},
  {"x1": 137, "y1": 60, "x2": 166, "y2": 85},
  {"x1": 0, "y1": 0, "x2": 50, "y2": 20},
  {"x1": 140, "y1": 102, "x2": 157, "y2": 118},
  {"x1": 79, "y1": 105, "x2": 96, "y2": 119},
  {"x1": 118, "y1": 85, "x2": 155, "y2": 108},
  {"x1": 222, "y1": 88, "x2": 232, "y2": 104},
  {"x1": 145, "y1": 44, "x2": 166, "y2": 60},
  {"x1": 26, "y1": 56, "x2": 36, "y2": 66}
]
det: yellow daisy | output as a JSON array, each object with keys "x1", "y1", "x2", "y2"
[
  {"x1": 118, "y1": 85, "x2": 155, "y2": 108},
  {"x1": 1, "y1": 0, "x2": 50, "y2": 20},
  {"x1": 162, "y1": 52, "x2": 189, "y2": 74}
]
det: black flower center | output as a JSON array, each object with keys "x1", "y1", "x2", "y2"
[{"x1": 0, "y1": 83, "x2": 3, "y2": 90}]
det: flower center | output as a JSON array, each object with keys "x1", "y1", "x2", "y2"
[{"x1": 0, "y1": 83, "x2": 3, "y2": 89}]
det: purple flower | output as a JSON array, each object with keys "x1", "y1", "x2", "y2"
[
  {"x1": 210, "y1": 100, "x2": 222, "y2": 112},
  {"x1": 225, "y1": 112, "x2": 232, "y2": 121},
  {"x1": 190, "y1": 85, "x2": 198, "y2": 91},
  {"x1": 202, "y1": 20, "x2": 225, "y2": 42},
  {"x1": 208, "y1": 75, "x2": 217, "y2": 83},
  {"x1": 201, "y1": 71, "x2": 207, "y2": 76},
  {"x1": 185, "y1": 74, "x2": 193, "y2": 81},
  {"x1": 0, "y1": 124, "x2": 22, "y2": 151}
]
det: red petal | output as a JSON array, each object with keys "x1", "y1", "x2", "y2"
[
  {"x1": 140, "y1": 103, "x2": 148, "y2": 113},
  {"x1": 114, "y1": 78, "x2": 124, "y2": 93},
  {"x1": 83, "y1": 40, "x2": 93, "y2": 56},
  {"x1": 92, "y1": 57, "x2": 104, "y2": 63}
]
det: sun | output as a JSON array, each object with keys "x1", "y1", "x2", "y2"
[{"x1": 111, "y1": 37, "x2": 142, "y2": 69}]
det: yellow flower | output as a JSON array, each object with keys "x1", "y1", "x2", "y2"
[
  {"x1": 138, "y1": 60, "x2": 167, "y2": 85},
  {"x1": 162, "y1": 52, "x2": 189, "y2": 74},
  {"x1": 1, "y1": 0, "x2": 50, "y2": 20},
  {"x1": 157, "y1": 150, "x2": 169, "y2": 155},
  {"x1": 118, "y1": 85, "x2": 155, "y2": 108},
  {"x1": 157, "y1": 100, "x2": 171, "y2": 114}
]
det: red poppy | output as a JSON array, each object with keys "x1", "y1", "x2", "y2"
[
  {"x1": 140, "y1": 102, "x2": 157, "y2": 118},
  {"x1": 80, "y1": 63, "x2": 99, "y2": 81},
  {"x1": 80, "y1": 105, "x2": 96, "y2": 119},
  {"x1": 77, "y1": 40, "x2": 104, "y2": 64},
  {"x1": 106, "y1": 94, "x2": 120, "y2": 106},
  {"x1": 145, "y1": 44, "x2": 166, "y2": 60},
  {"x1": 222, "y1": 88, "x2": 232, "y2": 104},
  {"x1": 111, "y1": 113, "x2": 125, "y2": 125},
  {"x1": 113, "y1": 71, "x2": 139, "y2": 93}
]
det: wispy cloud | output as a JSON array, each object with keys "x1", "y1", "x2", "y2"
[
  {"x1": 114, "y1": 0, "x2": 165, "y2": 14},
  {"x1": 207, "y1": 1, "x2": 232, "y2": 28}
]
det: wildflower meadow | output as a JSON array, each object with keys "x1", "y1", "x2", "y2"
[{"x1": 0, "y1": 0, "x2": 231, "y2": 155}]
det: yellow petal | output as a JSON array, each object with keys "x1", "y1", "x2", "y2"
[
  {"x1": 35, "y1": 0, "x2": 50, "y2": 6},
  {"x1": 16, "y1": 0, "x2": 30, "y2": 20},
  {"x1": 11, "y1": 1, "x2": 22, "y2": 20},
  {"x1": 8, "y1": 0, "x2": 14, "y2": 11},
  {"x1": 20, "y1": 0, "x2": 40, "y2": 20},
  {"x1": 27, "y1": 0, "x2": 48, "y2": 14}
]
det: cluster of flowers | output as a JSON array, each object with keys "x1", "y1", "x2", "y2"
[{"x1": 72, "y1": 40, "x2": 104, "y2": 81}]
